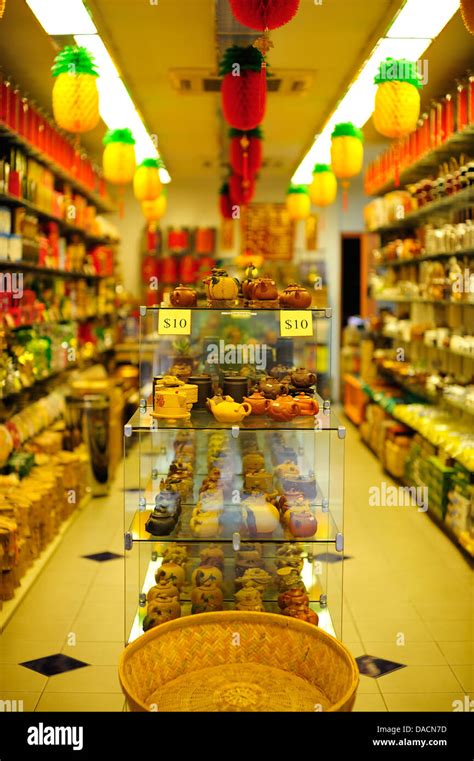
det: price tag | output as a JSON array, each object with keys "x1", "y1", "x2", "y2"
[
  {"x1": 158, "y1": 309, "x2": 192, "y2": 336},
  {"x1": 279, "y1": 310, "x2": 313, "y2": 337}
]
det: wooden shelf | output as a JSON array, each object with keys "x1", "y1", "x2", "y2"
[
  {"x1": 375, "y1": 295, "x2": 474, "y2": 307},
  {"x1": 370, "y1": 186, "x2": 474, "y2": 235},
  {"x1": 0, "y1": 258, "x2": 112, "y2": 280},
  {"x1": 375, "y1": 248, "x2": 474, "y2": 270},
  {"x1": 0, "y1": 122, "x2": 115, "y2": 214}
]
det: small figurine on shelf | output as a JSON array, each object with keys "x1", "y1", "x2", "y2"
[
  {"x1": 143, "y1": 595, "x2": 181, "y2": 631},
  {"x1": 191, "y1": 579, "x2": 224, "y2": 614},
  {"x1": 191, "y1": 564, "x2": 224, "y2": 588},
  {"x1": 147, "y1": 578, "x2": 180, "y2": 603},
  {"x1": 199, "y1": 544, "x2": 225, "y2": 570},
  {"x1": 279, "y1": 283, "x2": 312, "y2": 309},
  {"x1": 235, "y1": 588, "x2": 264, "y2": 612},
  {"x1": 145, "y1": 495, "x2": 181, "y2": 537},
  {"x1": 235, "y1": 567, "x2": 273, "y2": 594},
  {"x1": 203, "y1": 268, "x2": 240, "y2": 307},
  {"x1": 235, "y1": 543, "x2": 265, "y2": 577},
  {"x1": 207, "y1": 396, "x2": 252, "y2": 424}
]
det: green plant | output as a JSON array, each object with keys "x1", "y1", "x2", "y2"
[{"x1": 172, "y1": 339, "x2": 191, "y2": 356}]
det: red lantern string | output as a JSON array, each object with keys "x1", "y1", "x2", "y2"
[
  {"x1": 240, "y1": 136, "x2": 249, "y2": 182},
  {"x1": 342, "y1": 180, "x2": 350, "y2": 212}
]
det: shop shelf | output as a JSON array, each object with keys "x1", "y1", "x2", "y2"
[
  {"x1": 0, "y1": 121, "x2": 115, "y2": 214},
  {"x1": 367, "y1": 125, "x2": 474, "y2": 197},
  {"x1": 371, "y1": 185, "x2": 474, "y2": 234},
  {"x1": 0, "y1": 192, "x2": 119, "y2": 246},
  {"x1": 0, "y1": 257, "x2": 108, "y2": 280},
  {"x1": 374, "y1": 248, "x2": 474, "y2": 270},
  {"x1": 375, "y1": 294, "x2": 474, "y2": 307}
]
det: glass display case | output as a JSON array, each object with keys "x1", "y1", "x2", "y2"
[{"x1": 124, "y1": 305, "x2": 345, "y2": 643}]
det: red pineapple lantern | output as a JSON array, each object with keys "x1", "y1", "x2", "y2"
[
  {"x1": 220, "y1": 45, "x2": 266, "y2": 131},
  {"x1": 229, "y1": 127, "x2": 262, "y2": 179},
  {"x1": 229, "y1": 173, "x2": 255, "y2": 206},
  {"x1": 219, "y1": 182, "x2": 234, "y2": 219},
  {"x1": 229, "y1": 0, "x2": 300, "y2": 30}
]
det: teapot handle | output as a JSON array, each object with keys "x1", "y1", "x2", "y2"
[
  {"x1": 242, "y1": 402, "x2": 252, "y2": 417},
  {"x1": 173, "y1": 290, "x2": 181, "y2": 305}
]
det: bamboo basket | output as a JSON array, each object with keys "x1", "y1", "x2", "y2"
[{"x1": 119, "y1": 611, "x2": 359, "y2": 712}]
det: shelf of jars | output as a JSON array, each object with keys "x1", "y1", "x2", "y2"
[
  {"x1": 369, "y1": 185, "x2": 474, "y2": 235},
  {"x1": 374, "y1": 247, "x2": 474, "y2": 270},
  {"x1": 0, "y1": 258, "x2": 112, "y2": 281},
  {"x1": 124, "y1": 293, "x2": 344, "y2": 642}
]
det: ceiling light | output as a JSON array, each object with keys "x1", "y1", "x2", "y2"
[
  {"x1": 159, "y1": 168, "x2": 172, "y2": 185},
  {"x1": 26, "y1": 0, "x2": 96, "y2": 35},
  {"x1": 292, "y1": 0, "x2": 458, "y2": 184}
]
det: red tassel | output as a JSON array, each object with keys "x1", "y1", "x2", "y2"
[
  {"x1": 118, "y1": 185, "x2": 125, "y2": 218},
  {"x1": 229, "y1": 173, "x2": 255, "y2": 206},
  {"x1": 229, "y1": 0, "x2": 300, "y2": 30},
  {"x1": 342, "y1": 181, "x2": 349, "y2": 212},
  {"x1": 229, "y1": 135, "x2": 262, "y2": 175}
]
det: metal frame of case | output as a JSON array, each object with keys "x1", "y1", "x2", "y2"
[{"x1": 124, "y1": 306, "x2": 344, "y2": 642}]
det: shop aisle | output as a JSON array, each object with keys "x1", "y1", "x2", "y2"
[{"x1": 0, "y1": 423, "x2": 472, "y2": 712}]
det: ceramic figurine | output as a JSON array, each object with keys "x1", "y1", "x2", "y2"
[
  {"x1": 207, "y1": 397, "x2": 252, "y2": 424},
  {"x1": 242, "y1": 263, "x2": 259, "y2": 299},
  {"x1": 244, "y1": 469, "x2": 273, "y2": 493},
  {"x1": 143, "y1": 596, "x2": 181, "y2": 630},
  {"x1": 147, "y1": 580, "x2": 180, "y2": 603},
  {"x1": 281, "y1": 475, "x2": 317, "y2": 500},
  {"x1": 276, "y1": 566, "x2": 306, "y2": 592},
  {"x1": 190, "y1": 509, "x2": 222, "y2": 538},
  {"x1": 203, "y1": 268, "x2": 239, "y2": 301},
  {"x1": 190, "y1": 580, "x2": 224, "y2": 614},
  {"x1": 278, "y1": 587, "x2": 310, "y2": 610},
  {"x1": 145, "y1": 503, "x2": 180, "y2": 536},
  {"x1": 196, "y1": 485, "x2": 224, "y2": 512},
  {"x1": 290, "y1": 368, "x2": 317, "y2": 389},
  {"x1": 199, "y1": 545, "x2": 225, "y2": 570},
  {"x1": 242, "y1": 451, "x2": 265, "y2": 473},
  {"x1": 242, "y1": 493, "x2": 281, "y2": 538},
  {"x1": 235, "y1": 546, "x2": 265, "y2": 577},
  {"x1": 284, "y1": 505, "x2": 318, "y2": 537},
  {"x1": 267, "y1": 396, "x2": 300, "y2": 421},
  {"x1": 170, "y1": 284, "x2": 198, "y2": 307},
  {"x1": 156, "y1": 560, "x2": 186, "y2": 589},
  {"x1": 191, "y1": 565, "x2": 224, "y2": 588},
  {"x1": 236, "y1": 567, "x2": 272, "y2": 594},
  {"x1": 279, "y1": 283, "x2": 312, "y2": 309}
]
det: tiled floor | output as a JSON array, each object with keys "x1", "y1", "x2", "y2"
[{"x1": 0, "y1": 419, "x2": 472, "y2": 711}]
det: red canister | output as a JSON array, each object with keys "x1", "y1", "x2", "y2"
[
  {"x1": 161, "y1": 256, "x2": 178, "y2": 284},
  {"x1": 179, "y1": 254, "x2": 197, "y2": 283},
  {"x1": 168, "y1": 229, "x2": 189, "y2": 253},
  {"x1": 195, "y1": 227, "x2": 215, "y2": 254}
]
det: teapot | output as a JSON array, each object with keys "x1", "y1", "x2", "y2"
[
  {"x1": 251, "y1": 277, "x2": 278, "y2": 301},
  {"x1": 153, "y1": 386, "x2": 190, "y2": 419},
  {"x1": 258, "y1": 376, "x2": 289, "y2": 399},
  {"x1": 207, "y1": 396, "x2": 252, "y2": 423},
  {"x1": 293, "y1": 393, "x2": 319, "y2": 416},
  {"x1": 279, "y1": 283, "x2": 312, "y2": 309},
  {"x1": 269, "y1": 364, "x2": 293, "y2": 381},
  {"x1": 243, "y1": 391, "x2": 269, "y2": 415},
  {"x1": 290, "y1": 367, "x2": 317, "y2": 389},
  {"x1": 267, "y1": 396, "x2": 300, "y2": 421},
  {"x1": 242, "y1": 263, "x2": 259, "y2": 300},
  {"x1": 203, "y1": 268, "x2": 239, "y2": 301},
  {"x1": 170, "y1": 284, "x2": 197, "y2": 307}
]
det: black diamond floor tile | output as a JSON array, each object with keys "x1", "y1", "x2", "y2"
[
  {"x1": 20, "y1": 653, "x2": 89, "y2": 677},
  {"x1": 356, "y1": 654, "x2": 406, "y2": 678},
  {"x1": 81, "y1": 551, "x2": 123, "y2": 562}
]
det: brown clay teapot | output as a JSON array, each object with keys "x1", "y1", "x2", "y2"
[
  {"x1": 294, "y1": 393, "x2": 319, "y2": 416},
  {"x1": 258, "y1": 376, "x2": 289, "y2": 399},
  {"x1": 251, "y1": 277, "x2": 278, "y2": 301},
  {"x1": 279, "y1": 283, "x2": 312, "y2": 309},
  {"x1": 242, "y1": 263, "x2": 259, "y2": 299},
  {"x1": 267, "y1": 395, "x2": 300, "y2": 421},
  {"x1": 170, "y1": 284, "x2": 197, "y2": 307},
  {"x1": 291, "y1": 367, "x2": 317, "y2": 389},
  {"x1": 270, "y1": 364, "x2": 293, "y2": 381},
  {"x1": 243, "y1": 391, "x2": 269, "y2": 415}
]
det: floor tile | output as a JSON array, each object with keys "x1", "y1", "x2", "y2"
[
  {"x1": 426, "y1": 620, "x2": 473, "y2": 642},
  {"x1": 64, "y1": 618, "x2": 123, "y2": 643},
  {"x1": 0, "y1": 639, "x2": 65, "y2": 665},
  {"x1": 0, "y1": 664, "x2": 48, "y2": 692},
  {"x1": 377, "y1": 666, "x2": 463, "y2": 694},
  {"x1": 353, "y1": 693, "x2": 387, "y2": 711},
  {"x1": 383, "y1": 692, "x2": 467, "y2": 712},
  {"x1": 20, "y1": 653, "x2": 89, "y2": 677},
  {"x1": 61, "y1": 641, "x2": 124, "y2": 667},
  {"x1": 2, "y1": 616, "x2": 76, "y2": 642},
  {"x1": 36, "y1": 692, "x2": 125, "y2": 712},
  {"x1": 437, "y1": 641, "x2": 474, "y2": 666},
  {"x1": 43, "y1": 665, "x2": 122, "y2": 694},
  {"x1": 415, "y1": 602, "x2": 474, "y2": 622},
  {"x1": 451, "y1": 665, "x2": 474, "y2": 692},
  {"x1": 361, "y1": 642, "x2": 448, "y2": 667},
  {"x1": 356, "y1": 619, "x2": 434, "y2": 644}
]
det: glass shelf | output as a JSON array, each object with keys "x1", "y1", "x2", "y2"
[{"x1": 125, "y1": 401, "x2": 342, "y2": 432}]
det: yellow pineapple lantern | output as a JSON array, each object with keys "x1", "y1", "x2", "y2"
[
  {"x1": 330, "y1": 122, "x2": 364, "y2": 210},
  {"x1": 309, "y1": 164, "x2": 337, "y2": 207},
  {"x1": 141, "y1": 189, "x2": 168, "y2": 222},
  {"x1": 285, "y1": 184, "x2": 310, "y2": 220},
  {"x1": 133, "y1": 158, "x2": 162, "y2": 202},
  {"x1": 51, "y1": 46, "x2": 99, "y2": 134},
  {"x1": 373, "y1": 58, "x2": 422, "y2": 138},
  {"x1": 103, "y1": 128, "x2": 136, "y2": 185}
]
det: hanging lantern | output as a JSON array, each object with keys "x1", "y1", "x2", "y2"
[
  {"x1": 373, "y1": 58, "x2": 422, "y2": 138},
  {"x1": 133, "y1": 158, "x2": 162, "y2": 202},
  {"x1": 102, "y1": 128, "x2": 136, "y2": 185},
  {"x1": 229, "y1": 0, "x2": 300, "y2": 30},
  {"x1": 141, "y1": 190, "x2": 167, "y2": 222},
  {"x1": 309, "y1": 164, "x2": 337, "y2": 207},
  {"x1": 219, "y1": 183, "x2": 234, "y2": 219},
  {"x1": 460, "y1": 0, "x2": 474, "y2": 34},
  {"x1": 220, "y1": 45, "x2": 267, "y2": 131},
  {"x1": 51, "y1": 46, "x2": 99, "y2": 134},
  {"x1": 286, "y1": 185, "x2": 310, "y2": 220},
  {"x1": 229, "y1": 127, "x2": 263, "y2": 179},
  {"x1": 229, "y1": 173, "x2": 256, "y2": 206},
  {"x1": 330, "y1": 123, "x2": 364, "y2": 178}
]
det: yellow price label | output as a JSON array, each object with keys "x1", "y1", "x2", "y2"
[
  {"x1": 280, "y1": 311, "x2": 314, "y2": 337},
  {"x1": 158, "y1": 309, "x2": 192, "y2": 336}
]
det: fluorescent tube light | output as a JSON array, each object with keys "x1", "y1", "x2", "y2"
[
  {"x1": 74, "y1": 34, "x2": 120, "y2": 79},
  {"x1": 292, "y1": 0, "x2": 458, "y2": 184},
  {"x1": 26, "y1": 0, "x2": 97, "y2": 35},
  {"x1": 159, "y1": 168, "x2": 172, "y2": 185}
]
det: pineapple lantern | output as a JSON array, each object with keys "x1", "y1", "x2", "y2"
[
  {"x1": 142, "y1": 190, "x2": 168, "y2": 223},
  {"x1": 103, "y1": 128, "x2": 136, "y2": 185},
  {"x1": 373, "y1": 58, "x2": 422, "y2": 139},
  {"x1": 286, "y1": 185, "x2": 310, "y2": 220},
  {"x1": 51, "y1": 46, "x2": 99, "y2": 134},
  {"x1": 330, "y1": 122, "x2": 364, "y2": 209},
  {"x1": 309, "y1": 164, "x2": 337, "y2": 207},
  {"x1": 133, "y1": 158, "x2": 162, "y2": 202}
]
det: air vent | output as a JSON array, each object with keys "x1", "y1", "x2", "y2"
[{"x1": 169, "y1": 69, "x2": 315, "y2": 96}]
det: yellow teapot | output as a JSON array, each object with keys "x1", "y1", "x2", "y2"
[{"x1": 207, "y1": 396, "x2": 252, "y2": 424}]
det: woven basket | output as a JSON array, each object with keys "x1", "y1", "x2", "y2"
[{"x1": 119, "y1": 611, "x2": 359, "y2": 712}]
